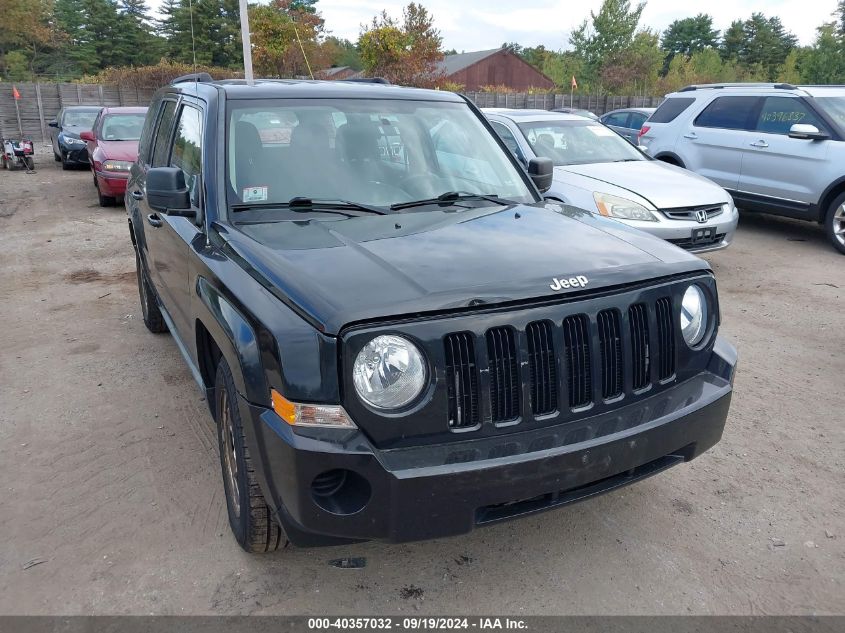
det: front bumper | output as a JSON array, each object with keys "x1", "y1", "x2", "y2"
[
  {"x1": 60, "y1": 144, "x2": 89, "y2": 164},
  {"x1": 616, "y1": 207, "x2": 739, "y2": 253},
  {"x1": 241, "y1": 337, "x2": 737, "y2": 546},
  {"x1": 95, "y1": 171, "x2": 129, "y2": 196}
]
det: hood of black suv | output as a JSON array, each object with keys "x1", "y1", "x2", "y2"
[{"x1": 222, "y1": 202, "x2": 709, "y2": 334}]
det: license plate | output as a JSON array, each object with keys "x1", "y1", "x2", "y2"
[{"x1": 691, "y1": 227, "x2": 716, "y2": 244}]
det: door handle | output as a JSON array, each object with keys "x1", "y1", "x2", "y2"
[
  {"x1": 130, "y1": 190, "x2": 144, "y2": 200},
  {"x1": 146, "y1": 213, "x2": 163, "y2": 228},
  {"x1": 750, "y1": 140, "x2": 769, "y2": 148},
  {"x1": 683, "y1": 132, "x2": 698, "y2": 139}
]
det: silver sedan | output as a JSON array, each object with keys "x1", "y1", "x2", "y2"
[{"x1": 484, "y1": 109, "x2": 738, "y2": 253}]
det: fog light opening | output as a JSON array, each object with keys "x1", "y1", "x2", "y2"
[{"x1": 310, "y1": 469, "x2": 371, "y2": 516}]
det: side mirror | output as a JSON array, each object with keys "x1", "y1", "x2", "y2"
[
  {"x1": 79, "y1": 130, "x2": 94, "y2": 142},
  {"x1": 788, "y1": 123, "x2": 828, "y2": 141},
  {"x1": 528, "y1": 157, "x2": 553, "y2": 193},
  {"x1": 48, "y1": 121, "x2": 58, "y2": 128},
  {"x1": 146, "y1": 167, "x2": 193, "y2": 215}
]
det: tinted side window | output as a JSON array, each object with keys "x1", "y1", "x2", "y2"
[
  {"x1": 629, "y1": 113, "x2": 647, "y2": 130},
  {"x1": 151, "y1": 100, "x2": 178, "y2": 167},
  {"x1": 170, "y1": 105, "x2": 203, "y2": 207},
  {"x1": 694, "y1": 96, "x2": 760, "y2": 130},
  {"x1": 491, "y1": 121, "x2": 525, "y2": 162},
  {"x1": 604, "y1": 112, "x2": 629, "y2": 127},
  {"x1": 756, "y1": 97, "x2": 825, "y2": 135},
  {"x1": 650, "y1": 97, "x2": 695, "y2": 123},
  {"x1": 137, "y1": 103, "x2": 160, "y2": 163}
]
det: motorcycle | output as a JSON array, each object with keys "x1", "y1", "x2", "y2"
[{"x1": 2, "y1": 135, "x2": 35, "y2": 171}]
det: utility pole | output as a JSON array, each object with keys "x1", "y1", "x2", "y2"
[{"x1": 239, "y1": 0, "x2": 254, "y2": 85}]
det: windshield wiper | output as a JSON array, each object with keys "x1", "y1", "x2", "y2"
[
  {"x1": 231, "y1": 197, "x2": 389, "y2": 216},
  {"x1": 390, "y1": 191, "x2": 515, "y2": 211}
]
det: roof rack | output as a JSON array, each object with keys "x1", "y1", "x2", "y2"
[
  {"x1": 678, "y1": 82, "x2": 798, "y2": 92},
  {"x1": 338, "y1": 77, "x2": 391, "y2": 85},
  {"x1": 171, "y1": 72, "x2": 213, "y2": 85}
]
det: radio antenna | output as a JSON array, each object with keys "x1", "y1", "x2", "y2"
[
  {"x1": 187, "y1": 0, "x2": 198, "y2": 72},
  {"x1": 294, "y1": 23, "x2": 314, "y2": 79}
]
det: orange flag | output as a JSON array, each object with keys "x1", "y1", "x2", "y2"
[
  {"x1": 570, "y1": 76, "x2": 578, "y2": 90},
  {"x1": 12, "y1": 85, "x2": 20, "y2": 100}
]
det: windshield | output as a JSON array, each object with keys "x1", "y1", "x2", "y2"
[
  {"x1": 226, "y1": 99, "x2": 536, "y2": 210},
  {"x1": 63, "y1": 110, "x2": 99, "y2": 128},
  {"x1": 814, "y1": 97, "x2": 845, "y2": 129},
  {"x1": 517, "y1": 120, "x2": 644, "y2": 166},
  {"x1": 101, "y1": 113, "x2": 146, "y2": 141}
]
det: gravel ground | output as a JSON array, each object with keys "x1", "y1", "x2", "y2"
[{"x1": 0, "y1": 154, "x2": 843, "y2": 616}]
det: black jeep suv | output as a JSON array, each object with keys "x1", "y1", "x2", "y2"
[{"x1": 126, "y1": 75, "x2": 737, "y2": 552}]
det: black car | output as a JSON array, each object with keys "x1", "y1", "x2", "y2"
[
  {"x1": 127, "y1": 75, "x2": 737, "y2": 552},
  {"x1": 49, "y1": 106, "x2": 101, "y2": 169}
]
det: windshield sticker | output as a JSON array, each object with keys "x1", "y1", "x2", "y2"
[
  {"x1": 588, "y1": 126, "x2": 616, "y2": 136},
  {"x1": 243, "y1": 186, "x2": 268, "y2": 202}
]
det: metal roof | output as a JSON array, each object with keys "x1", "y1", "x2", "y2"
[{"x1": 437, "y1": 49, "x2": 501, "y2": 75}]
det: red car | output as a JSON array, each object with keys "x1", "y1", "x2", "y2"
[{"x1": 81, "y1": 106, "x2": 147, "y2": 206}]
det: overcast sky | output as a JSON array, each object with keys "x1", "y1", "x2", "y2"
[{"x1": 149, "y1": 0, "x2": 840, "y2": 50}]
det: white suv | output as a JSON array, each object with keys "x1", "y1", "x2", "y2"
[{"x1": 641, "y1": 84, "x2": 845, "y2": 254}]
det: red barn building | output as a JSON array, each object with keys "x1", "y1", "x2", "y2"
[{"x1": 438, "y1": 48, "x2": 555, "y2": 91}]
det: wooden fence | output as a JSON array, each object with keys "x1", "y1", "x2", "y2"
[
  {"x1": 1, "y1": 81, "x2": 663, "y2": 143},
  {"x1": 463, "y1": 92, "x2": 663, "y2": 114},
  {"x1": 0, "y1": 82, "x2": 156, "y2": 143}
]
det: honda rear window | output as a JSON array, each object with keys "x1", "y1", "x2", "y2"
[
  {"x1": 694, "y1": 96, "x2": 761, "y2": 130},
  {"x1": 650, "y1": 98, "x2": 695, "y2": 123}
]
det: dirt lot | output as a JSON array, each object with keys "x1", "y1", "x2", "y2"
[{"x1": 0, "y1": 154, "x2": 843, "y2": 616}]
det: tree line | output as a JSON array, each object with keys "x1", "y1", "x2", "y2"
[
  {"x1": 1, "y1": 0, "x2": 844, "y2": 93},
  {"x1": 507, "y1": 0, "x2": 845, "y2": 94}
]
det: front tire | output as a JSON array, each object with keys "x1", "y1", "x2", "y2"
[
  {"x1": 96, "y1": 181, "x2": 115, "y2": 207},
  {"x1": 134, "y1": 248, "x2": 167, "y2": 333},
  {"x1": 824, "y1": 192, "x2": 845, "y2": 255},
  {"x1": 214, "y1": 358, "x2": 285, "y2": 553}
]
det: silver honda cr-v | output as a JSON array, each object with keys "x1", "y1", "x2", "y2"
[{"x1": 640, "y1": 83, "x2": 845, "y2": 254}]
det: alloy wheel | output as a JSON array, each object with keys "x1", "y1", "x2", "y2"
[
  {"x1": 219, "y1": 389, "x2": 241, "y2": 518},
  {"x1": 833, "y1": 204, "x2": 845, "y2": 247}
]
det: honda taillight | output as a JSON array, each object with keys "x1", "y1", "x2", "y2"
[{"x1": 639, "y1": 125, "x2": 650, "y2": 137}]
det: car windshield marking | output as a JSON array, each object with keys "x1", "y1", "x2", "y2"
[{"x1": 390, "y1": 191, "x2": 514, "y2": 211}]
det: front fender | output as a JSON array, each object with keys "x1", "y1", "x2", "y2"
[{"x1": 196, "y1": 276, "x2": 266, "y2": 401}]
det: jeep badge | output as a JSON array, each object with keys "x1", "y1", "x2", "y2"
[{"x1": 549, "y1": 275, "x2": 589, "y2": 291}]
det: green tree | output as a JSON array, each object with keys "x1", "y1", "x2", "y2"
[
  {"x1": 322, "y1": 36, "x2": 362, "y2": 70},
  {"x1": 801, "y1": 24, "x2": 845, "y2": 83},
  {"x1": 600, "y1": 30, "x2": 663, "y2": 94},
  {"x1": 358, "y1": 3, "x2": 443, "y2": 87},
  {"x1": 52, "y1": 0, "x2": 128, "y2": 74},
  {"x1": 158, "y1": 0, "x2": 242, "y2": 68},
  {"x1": 541, "y1": 51, "x2": 586, "y2": 91},
  {"x1": 250, "y1": 0, "x2": 325, "y2": 77},
  {"x1": 838, "y1": 1, "x2": 845, "y2": 35},
  {"x1": 0, "y1": 0, "x2": 58, "y2": 79},
  {"x1": 719, "y1": 13, "x2": 797, "y2": 80},
  {"x1": 569, "y1": 0, "x2": 645, "y2": 84},
  {"x1": 660, "y1": 14, "x2": 719, "y2": 73},
  {"x1": 117, "y1": 0, "x2": 163, "y2": 66}
]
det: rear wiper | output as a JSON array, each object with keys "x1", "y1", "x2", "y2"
[
  {"x1": 231, "y1": 197, "x2": 389, "y2": 216},
  {"x1": 390, "y1": 191, "x2": 515, "y2": 211}
]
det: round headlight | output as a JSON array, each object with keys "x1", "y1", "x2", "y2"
[
  {"x1": 680, "y1": 285, "x2": 707, "y2": 346},
  {"x1": 352, "y1": 335, "x2": 427, "y2": 409}
]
